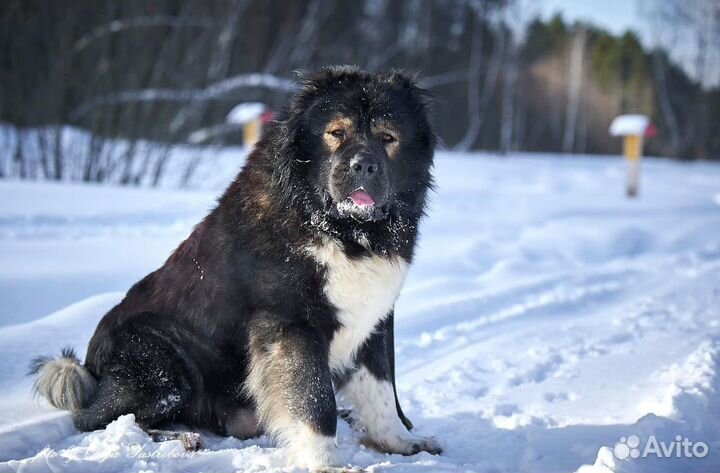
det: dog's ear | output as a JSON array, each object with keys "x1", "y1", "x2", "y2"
[
  {"x1": 274, "y1": 69, "x2": 333, "y2": 160},
  {"x1": 383, "y1": 69, "x2": 435, "y2": 116},
  {"x1": 279, "y1": 66, "x2": 360, "y2": 146},
  {"x1": 381, "y1": 70, "x2": 437, "y2": 153},
  {"x1": 296, "y1": 66, "x2": 360, "y2": 96},
  {"x1": 286, "y1": 66, "x2": 360, "y2": 116}
]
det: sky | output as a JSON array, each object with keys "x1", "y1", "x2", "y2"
[{"x1": 536, "y1": 0, "x2": 650, "y2": 42}]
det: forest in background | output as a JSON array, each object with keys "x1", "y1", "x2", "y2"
[{"x1": 1, "y1": 0, "x2": 718, "y2": 185}]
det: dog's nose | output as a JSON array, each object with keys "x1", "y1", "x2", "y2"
[{"x1": 349, "y1": 153, "x2": 380, "y2": 177}]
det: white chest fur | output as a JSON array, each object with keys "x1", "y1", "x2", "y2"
[{"x1": 307, "y1": 239, "x2": 408, "y2": 373}]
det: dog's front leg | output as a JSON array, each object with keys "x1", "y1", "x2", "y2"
[
  {"x1": 246, "y1": 321, "x2": 340, "y2": 471},
  {"x1": 337, "y1": 324, "x2": 442, "y2": 456}
]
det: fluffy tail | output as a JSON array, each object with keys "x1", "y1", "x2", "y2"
[{"x1": 29, "y1": 347, "x2": 97, "y2": 413}]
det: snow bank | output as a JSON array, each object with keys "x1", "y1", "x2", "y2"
[{"x1": 578, "y1": 339, "x2": 720, "y2": 473}]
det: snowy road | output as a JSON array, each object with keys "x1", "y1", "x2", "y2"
[{"x1": 1, "y1": 152, "x2": 719, "y2": 472}]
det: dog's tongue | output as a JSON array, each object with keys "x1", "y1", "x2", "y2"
[{"x1": 348, "y1": 190, "x2": 375, "y2": 207}]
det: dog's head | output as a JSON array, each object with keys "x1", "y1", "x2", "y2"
[{"x1": 272, "y1": 66, "x2": 436, "y2": 227}]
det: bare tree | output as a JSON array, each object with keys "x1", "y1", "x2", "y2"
[
  {"x1": 562, "y1": 29, "x2": 586, "y2": 153},
  {"x1": 500, "y1": 26, "x2": 518, "y2": 154},
  {"x1": 72, "y1": 16, "x2": 216, "y2": 54},
  {"x1": 455, "y1": 5, "x2": 505, "y2": 151},
  {"x1": 652, "y1": 50, "x2": 681, "y2": 155}
]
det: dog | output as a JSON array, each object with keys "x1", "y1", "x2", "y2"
[{"x1": 31, "y1": 66, "x2": 440, "y2": 471}]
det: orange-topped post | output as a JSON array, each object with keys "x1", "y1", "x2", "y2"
[
  {"x1": 609, "y1": 115, "x2": 650, "y2": 197},
  {"x1": 227, "y1": 102, "x2": 267, "y2": 148}
]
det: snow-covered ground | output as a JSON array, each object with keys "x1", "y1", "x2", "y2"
[{"x1": 1, "y1": 151, "x2": 719, "y2": 472}]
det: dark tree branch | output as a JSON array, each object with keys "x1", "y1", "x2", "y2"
[
  {"x1": 73, "y1": 16, "x2": 216, "y2": 54},
  {"x1": 70, "y1": 74, "x2": 295, "y2": 121}
]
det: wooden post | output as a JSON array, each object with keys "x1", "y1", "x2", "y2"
[
  {"x1": 623, "y1": 134, "x2": 643, "y2": 197},
  {"x1": 243, "y1": 118, "x2": 262, "y2": 147},
  {"x1": 610, "y1": 115, "x2": 649, "y2": 198},
  {"x1": 228, "y1": 103, "x2": 266, "y2": 148}
]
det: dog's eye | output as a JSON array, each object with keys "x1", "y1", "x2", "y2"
[
  {"x1": 329, "y1": 129, "x2": 346, "y2": 139},
  {"x1": 382, "y1": 133, "x2": 396, "y2": 144}
]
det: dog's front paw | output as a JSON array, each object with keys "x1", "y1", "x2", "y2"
[
  {"x1": 406, "y1": 436, "x2": 442, "y2": 455},
  {"x1": 366, "y1": 434, "x2": 442, "y2": 456}
]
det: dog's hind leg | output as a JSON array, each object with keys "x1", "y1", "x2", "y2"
[
  {"x1": 73, "y1": 375, "x2": 202, "y2": 451},
  {"x1": 72, "y1": 324, "x2": 196, "y2": 443},
  {"x1": 246, "y1": 321, "x2": 339, "y2": 471}
]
